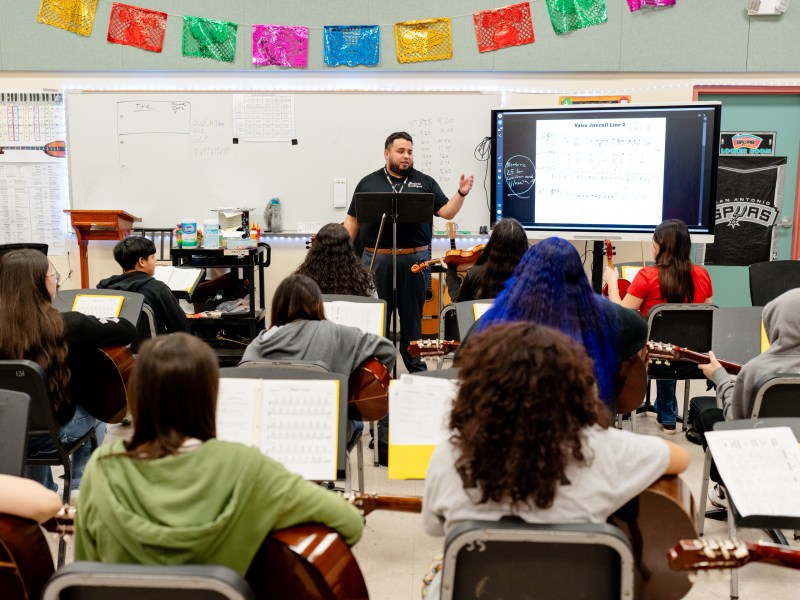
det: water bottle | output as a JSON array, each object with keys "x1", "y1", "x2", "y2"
[{"x1": 268, "y1": 198, "x2": 283, "y2": 233}]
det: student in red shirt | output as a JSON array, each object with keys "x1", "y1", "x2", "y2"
[{"x1": 603, "y1": 219, "x2": 713, "y2": 433}]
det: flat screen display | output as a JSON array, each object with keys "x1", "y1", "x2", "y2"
[{"x1": 492, "y1": 103, "x2": 721, "y2": 242}]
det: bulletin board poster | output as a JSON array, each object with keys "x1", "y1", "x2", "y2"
[
  {"x1": 0, "y1": 92, "x2": 69, "y2": 255},
  {"x1": 719, "y1": 131, "x2": 776, "y2": 156}
]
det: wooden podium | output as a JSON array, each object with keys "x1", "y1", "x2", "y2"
[{"x1": 64, "y1": 210, "x2": 142, "y2": 288}]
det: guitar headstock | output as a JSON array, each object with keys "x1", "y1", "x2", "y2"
[
  {"x1": 408, "y1": 339, "x2": 460, "y2": 358},
  {"x1": 604, "y1": 239, "x2": 615, "y2": 261},
  {"x1": 349, "y1": 492, "x2": 379, "y2": 517},
  {"x1": 669, "y1": 539, "x2": 750, "y2": 571},
  {"x1": 445, "y1": 222, "x2": 458, "y2": 239},
  {"x1": 646, "y1": 341, "x2": 683, "y2": 365},
  {"x1": 41, "y1": 504, "x2": 76, "y2": 537}
]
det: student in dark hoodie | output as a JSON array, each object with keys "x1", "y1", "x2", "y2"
[{"x1": 97, "y1": 237, "x2": 188, "y2": 334}]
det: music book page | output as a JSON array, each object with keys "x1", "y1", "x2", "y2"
[
  {"x1": 473, "y1": 302, "x2": 492, "y2": 321},
  {"x1": 216, "y1": 378, "x2": 339, "y2": 481},
  {"x1": 706, "y1": 426, "x2": 800, "y2": 518},
  {"x1": 154, "y1": 266, "x2": 205, "y2": 293},
  {"x1": 324, "y1": 301, "x2": 385, "y2": 336},
  {"x1": 389, "y1": 375, "x2": 456, "y2": 446},
  {"x1": 72, "y1": 295, "x2": 124, "y2": 319}
]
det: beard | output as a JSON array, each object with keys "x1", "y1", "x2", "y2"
[{"x1": 388, "y1": 156, "x2": 413, "y2": 176}]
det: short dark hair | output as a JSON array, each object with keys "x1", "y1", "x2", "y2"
[
  {"x1": 271, "y1": 274, "x2": 326, "y2": 327},
  {"x1": 113, "y1": 236, "x2": 156, "y2": 271},
  {"x1": 385, "y1": 131, "x2": 413, "y2": 150}
]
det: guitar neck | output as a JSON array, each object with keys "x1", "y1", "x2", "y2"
[
  {"x1": 357, "y1": 494, "x2": 422, "y2": 516},
  {"x1": 750, "y1": 542, "x2": 800, "y2": 569},
  {"x1": 675, "y1": 348, "x2": 742, "y2": 375}
]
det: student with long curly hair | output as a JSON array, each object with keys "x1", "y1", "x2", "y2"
[
  {"x1": 448, "y1": 218, "x2": 528, "y2": 302},
  {"x1": 422, "y1": 322, "x2": 688, "y2": 599},
  {"x1": 603, "y1": 219, "x2": 713, "y2": 432},
  {"x1": 0, "y1": 249, "x2": 136, "y2": 494},
  {"x1": 75, "y1": 333, "x2": 363, "y2": 574},
  {"x1": 472, "y1": 237, "x2": 646, "y2": 411},
  {"x1": 296, "y1": 223, "x2": 375, "y2": 297}
]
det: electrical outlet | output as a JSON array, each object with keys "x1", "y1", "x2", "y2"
[{"x1": 333, "y1": 178, "x2": 347, "y2": 208}]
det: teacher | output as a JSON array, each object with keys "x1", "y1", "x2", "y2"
[{"x1": 344, "y1": 131, "x2": 473, "y2": 373}]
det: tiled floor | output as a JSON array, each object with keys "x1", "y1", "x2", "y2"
[{"x1": 52, "y1": 378, "x2": 800, "y2": 599}]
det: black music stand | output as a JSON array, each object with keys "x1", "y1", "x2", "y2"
[{"x1": 355, "y1": 192, "x2": 435, "y2": 376}]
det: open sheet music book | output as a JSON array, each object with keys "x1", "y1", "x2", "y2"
[
  {"x1": 216, "y1": 378, "x2": 340, "y2": 481},
  {"x1": 154, "y1": 265, "x2": 205, "y2": 296},
  {"x1": 323, "y1": 301, "x2": 385, "y2": 336},
  {"x1": 388, "y1": 375, "x2": 458, "y2": 480},
  {"x1": 473, "y1": 302, "x2": 493, "y2": 321},
  {"x1": 72, "y1": 294, "x2": 124, "y2": 319},
  {"x1": 706, "y1": 426, "x2": 800, "y2": 519}
]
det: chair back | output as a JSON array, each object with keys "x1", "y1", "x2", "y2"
[
  {"x1": 416, "y1": 367, "x2": 459, "y2": 380},
  {"x1": 132, "y1": 304, "x2": 158, "y2": 353},
  {"x1": 711, "y1": 306, "x2": 764, "y2": 366},
  {"x1": 0, "y1": 390, "x2": 31, "y2": 476},
  {"x1": 43, "y1": 562, "x2": 254, "y2": 600},
  {"x1": 221, "y1": 365, "x2": 348, "y2": 479},
  {"x1": 0, "y1": 360, "x2": 59, "y2": 441},
  {"x1": 751, "y1": 373, "x2": 800, "y2": 419},
  {"x1": 749, "y1": 260, "x2": 800, "y2": 307},
  {"x1": 0, "y1": 243, "x2": 48, "y2": 264},
  {"x1": 647, "y1": 303, "x2": 717, "y2": 380},
  {"x1": 439, "y1": 304, "x2": 459, "y2": 341},
  {"x1": 440, "y1": 520, "x2": 634, "y2": 600},
  {"x1": 454, "y1": 300, "x2": 493, "y2": 341}
]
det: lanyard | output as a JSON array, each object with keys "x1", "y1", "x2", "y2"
[{"x1": 384, "y1": 168, "x2": 408, "y2": 194}]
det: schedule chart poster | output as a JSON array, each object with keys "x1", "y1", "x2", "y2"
[{"x1": 0, "y1": 92, "x2": 68, "y2": 254}]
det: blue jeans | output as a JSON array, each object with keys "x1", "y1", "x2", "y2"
[
  {"x1": 655, "y1": 380, "x2": 677, "y2": 426},
  {"x1": 25, "y1": 405, "x2": 105, "y2": 493}
]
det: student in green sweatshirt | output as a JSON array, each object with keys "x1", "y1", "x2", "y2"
[{"x1": 74, "y1": 333, "x2": 363, "y2": 575}]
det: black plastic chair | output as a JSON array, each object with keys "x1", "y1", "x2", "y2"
[
  {"x1": 0, "y1": 390, "x2": 31, "y2": 476},
  {"x1": 749, "y1": 260, "x2": 800, "y2": 307},
  {"x1": 43, "y1": 562, "x2": 254, "y2": 600},
  {"x1": 645, "y1": 303, "x2": 717, "y2": 430},
  {"x1": 440, "y1": 521, "x2": 634, "y2": 600}
]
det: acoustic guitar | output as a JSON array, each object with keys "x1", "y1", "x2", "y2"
[
  {"x1": 348, "y1": 358, "x2": 391, "y2": 422},
  {"x1": 646, "y1": 342, "x2": 742, "y2": 375},
  {"x1": 67, "y1": 346, "x2": 136, "y2": 424},
  {"x1": 602, "y1": 239, "x2": 631, "y2": 299},
  {"x1": 0, "y1": 140, "x2": 66, "y2": 158},
  {"x1": 669, "y1": 538, "x2": 800, "y2": 573}
]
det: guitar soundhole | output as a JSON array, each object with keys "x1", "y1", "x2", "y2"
[{"x1": 425, "y1": 289, "x2": 433, "y2": 301}]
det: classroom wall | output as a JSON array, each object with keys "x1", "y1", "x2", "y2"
[
  {"x1": 6, "y1": 69, "x2": 799, "y2": 308},
  {"x1": 2, "y1": 0, "x2": 800, "y2": 72}
]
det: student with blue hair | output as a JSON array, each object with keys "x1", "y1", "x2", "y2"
[{"x1": 471, "y1": 237, "x2": 647, "y2": 412}]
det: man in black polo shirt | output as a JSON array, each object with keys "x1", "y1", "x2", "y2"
[{"x1": 343, "y1": 131, "x2": 473, "y2": 372}]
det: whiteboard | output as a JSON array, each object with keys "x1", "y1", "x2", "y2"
[{"x1": 65, "y1": 91, "x2": 499, "y2": 232}]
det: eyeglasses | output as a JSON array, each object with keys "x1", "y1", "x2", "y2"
[{"x1": 46, "y1": 270, "x2": 61, "y2": 284}]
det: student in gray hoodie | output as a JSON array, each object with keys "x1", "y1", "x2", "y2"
[
  {"x1": 696, "y1": 287, "x2": 800, "y2": 500},
  {"x1": 241, "y1": 273, "x2": 395, "y2": 375}
]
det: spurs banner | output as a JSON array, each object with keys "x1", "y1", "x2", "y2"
[{"x1": 700, "y1": 156, "x2": 786, "y2": 266}]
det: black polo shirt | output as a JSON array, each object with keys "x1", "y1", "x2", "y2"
[{"x1": 347, "y1": 167, "x2": 449, "y2": 249}]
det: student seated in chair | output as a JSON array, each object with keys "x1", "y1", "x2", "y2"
[
  {"x1": 695, "y1": 288, "x2": 800, "y2": 508},
  {"x1": 242, "y1": 273, "x2": 396, "y2": 445},
  {"x1": 97, "y1": 237, "x2": 188, "y2": 334},
  {"x1": 0, "y1": 250, "x2": 136, "y2": 494},
  {"x1": 422, "y1": 322, "x2": 689, "y2": 599},
  {"x1": 74, "y1": 333, "x2": 363, "y2": 575}
]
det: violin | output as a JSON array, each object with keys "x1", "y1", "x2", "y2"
[{"x1": 411, "y1": 244, "x2": 486, "y2": 273}]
